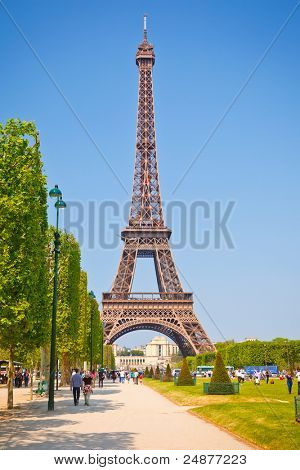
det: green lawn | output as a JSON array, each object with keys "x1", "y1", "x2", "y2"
[{"x1": 144, "y1": 377, "x2": 300, "y2": 450}]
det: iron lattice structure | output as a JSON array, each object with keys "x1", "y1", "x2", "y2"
[{"x1": 102, "y1": 19, "x2": 215, "y2": 356}]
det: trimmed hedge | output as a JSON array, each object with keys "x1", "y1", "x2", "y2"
[
  {"x1": 211, "y1": 351, "x2": 231, "y2": 384},
  {"x1": 207, "y1": 383, "x2": 235, "y2": 395},
  {"x1": 148, "y1": 366, "x2": 153, "y2": 378},
  {"x1": 154, "y1": 365, "x2": 160, "y2": 380},
  {"x1": 144, "y1": 366, "x2": 149, "y2": 378},
  {"x1": 177, "y1": 357, "x2": 194, "y2": 386},
  {"x1": 163, "y1": 363, "x2": 173, "y2": 382}
]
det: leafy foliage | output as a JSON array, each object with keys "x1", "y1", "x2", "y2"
[
  {"x1": 148, "y1": 366, "x2": 154, "y2": 378},
  {"x1": 208, "y1": 351, "x2": 234, "y2": 395},
  {"x1": 154, "y1": 365, "x2": 160, "y2": 379},
  {"x1": 0, "y1": 119, "x2": 49, "y2": 407},
  {"x1": 211, "y1": 351, "x2": 231, "y2": 384},
  {"x1": 88, "y1": 294, "x2": 103, "y2": 368},
  {"x1": 177, "y1": 357, "x2": 194, "y2": 386},
  {"x1": 163, "y1": 363, "x2": 173, "y2": 382},
  {"x1": 187, "y1": 339, "x2": 300, "y2": 371},
  {"x1": 144, "y1": 366, "x2": 149, "y2": 377},
  {"x1": 104, "y1": 345, "x2": 115, "y2": 369}
]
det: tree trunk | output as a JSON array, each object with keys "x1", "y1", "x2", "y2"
[{"x1": 7, "y1": 348, "x2": 14, "y2": 410}]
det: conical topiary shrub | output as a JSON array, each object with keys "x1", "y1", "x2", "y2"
[
  {"x1": 144, "y1": 366, "x2": 149, "y2": 378},
  {"x1": 163, "y1": 363, "x2": 173, "y2": 382},
  {"x1": 148, "y1": 366, "x2": 153, "y2": 378},
  {"x1": 209, "y1": 351, "x2": 234, "y2": 394},
  {"x1": 154, "y1": 365, "x2": 160, "y2": 379},
  {"x1": 177, "y1": 357, "x2": 194, "y2": 386}
]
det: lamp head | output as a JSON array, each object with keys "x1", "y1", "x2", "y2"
[
  {"x1": 49, "y1": 184, "x2": 62, "y2": 198},
  {"x1": 55, "y1": 197, "x2": 67, "y2": 209}
]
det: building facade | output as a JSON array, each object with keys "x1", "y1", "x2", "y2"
[{"x1": 114, "y1": 336, "x2": 179, "y2": 369}]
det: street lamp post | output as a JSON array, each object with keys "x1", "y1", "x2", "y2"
[
  {"x1": 48, "y1": 185, "x2": 66, "y2": 411},
  {"x1": 89, "y1": 290, "x2": 96, "y2": 372}
]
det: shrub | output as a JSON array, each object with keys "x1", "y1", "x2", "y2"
[
  {"x1": 154, "y1": 365, "x2": 160, "y2": 379},
  {"x1": 177, "y1": 357, "x2": 194, "y2": 386},
  {"x1": 148, "y1": 366, "x2": 153, "y2": 378},
  {"x1": 163, "y1": 363, "x2": 173, "y2": 382},
  {"x1": 209, "y1": 351, "x2": 234, "y2": 394},
  {"x1": 144, "y1": 366, "x2": 149, "y2": 378}
]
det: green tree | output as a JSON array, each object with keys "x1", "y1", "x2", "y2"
[
  {"x1": 130, "y1": 350, "x2": 144, "y2": 356},
  {"x1": 177, "y1": 357, "x2": 194, "y2": 386},
  {"x1": 148, "y1": 366, "x2": 154, "y2": 378},
  {"x1": 88, "y1": 294, "x2": 103, "y2": 369},
  {"x1": 104, "y1": 345, "x2": 115, "y2": 369},
  {"x1": 154, "y1": 365, "x2": 160, "y2": 379},
  {"x1": 0, "y1": 119, "x2": 49, "y2": 409},
  {"x1": 52, "y1": 230, "x2": 81, "y2": 384},
  {"x1": 209, "y1": 351, "x2": 234, "y2": 395},
  {"x1": 163, "y1": 363, "x2": 173, "y2": 382},
  {"x1": 77, "y1": 271, "x2": 89, "y2": 366},
  {"x1": 144, "y1": 366, "x2": 149, "y2": 377}
]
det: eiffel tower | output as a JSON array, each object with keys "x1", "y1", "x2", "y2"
[{"x1": 102, "y1": 17, "x2": 215, "y2": 356}]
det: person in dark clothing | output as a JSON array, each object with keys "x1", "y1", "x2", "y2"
[
  {"x1": 98, "y1": 370, "x2": 105, "y2": 388},
  {"x1": 265, "y1": 370, "x2": 270, "y2": 384},
  {"x1": 286, "y1": 373, "x2": 293, "y2": 394},
  {"x1": 71, "y1": 369, "x2": 83, "y2": 405},
  {"x1": 111, "y1": 371, "x2": 117, "y2": 383},
  {"x1": 24, "y1": 369, "x2": 29, "y2": 387}
]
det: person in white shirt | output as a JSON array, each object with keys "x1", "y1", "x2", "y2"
[{"x1": 296, "y1": 370, "x2": 300, "y2": 395}]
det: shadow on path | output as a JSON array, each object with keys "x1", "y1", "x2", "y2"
[{"x1": 2, "y1": 430, "x2": 136, "y2": 450}]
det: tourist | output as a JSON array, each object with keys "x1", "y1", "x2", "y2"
[
  {"x1": 111, "y1": 370, "x2": 117, "y2": 383},
  {"x1": 138, "y1": 371, "x2": 143, "y2": 385},
  {"x1": 134, "y1": 370, "x2": 139, "y2": 385},
  {"x1": 265, "y1": 370, "x2": 270, "y2": 384},
  {"x1": 296, "y1": 369, "x2": 300, "y2": 395},
  {"x1": 71, "y1": 368, "x2": 83, "y2": 406},
  {"x1": 98, "y1": 369, "x2": 105, "y2": 388},
  {"x1": 286, "y1": 372, "x2": 293, "y2": 394},
  {"x1": 82, "y1": 372, "x2": 93, "y2": 406},
  {"x1": 126, "y1": 371, "x2": 130, "y2": 384},
  {"x1": 120, "y1": 370, "x2": 125, "y2": 384},
  {"x1": 130, "y1": 370, "x2": 135, "y2": 383},
  {"x1": 23, "y1": 369, "x2": 29, "y2": 388}
]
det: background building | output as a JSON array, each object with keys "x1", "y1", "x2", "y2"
[{"x1": 114, "y1": 336, "x2": 179, "y2": 369}]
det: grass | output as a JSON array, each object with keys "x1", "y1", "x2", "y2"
[{"x1": 144, "y1": 377, "x2": 300, "y2": 450}]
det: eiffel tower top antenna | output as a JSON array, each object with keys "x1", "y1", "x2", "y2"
[{"x1": 143, "y1": 14, "x2": 147, "y2": 41}]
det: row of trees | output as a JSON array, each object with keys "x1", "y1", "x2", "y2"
[
  {"x1": 0, "y1": 119, "x2": 103, "y2": 408},
  {"x1": 186, "y1": 339, "x2": 300, "y2": 371}
]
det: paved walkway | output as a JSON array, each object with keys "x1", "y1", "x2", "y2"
[{"x1": 0, "y1": 381, "x2": 252, "y2": 450}]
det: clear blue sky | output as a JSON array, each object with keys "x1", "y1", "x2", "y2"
[{"x1": 1, "y1": 1, "x2": 299, "y2": 347}]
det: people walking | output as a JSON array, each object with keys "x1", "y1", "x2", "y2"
[
  {"x1": 98, "y1": 369, "x2": 105, "y2": 388},
  {"x1": 82, "y1": 372, "x2": 93, "y2": 406},
  {"x1": 71, "y1": 368, "x2": 83, "y2": 406},
  {"x1": 296, "y1": 370, "x2": 300, "y2": 395},
  {"x1": 111, "y1": 370, "x2": 117, "y2": 383},
  {"x1": 134, "y1": 370, "x2": 139, "y2": 385},
  {"x1": 286, "y1": 372, "x2": 293, "y2": 394},
  {"x1": 120, "y1": 370, "x2": 125, "y2": 384},
  {"x1": 265, "y1": 370, "x2": 270, "y2": 384},
  {"x1": 23, "y1": 369, "x2": 29, "y2": 387},
  {"x1": 138, "y1": 371, "x2": 143, "y2": 385}
]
